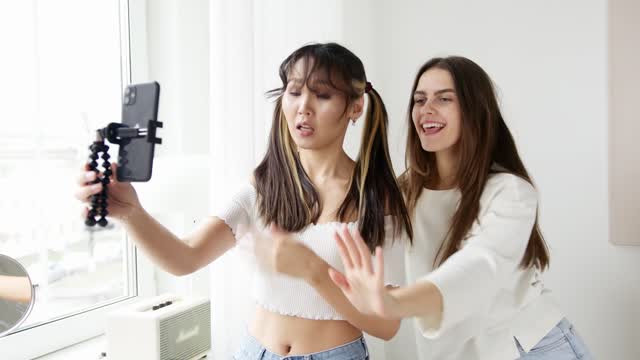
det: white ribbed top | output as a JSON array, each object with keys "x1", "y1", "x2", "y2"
[{"x1": 214, "y1": 183, "x2": 403, "y2": 320}]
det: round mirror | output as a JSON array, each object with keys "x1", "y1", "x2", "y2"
[{"x1": 0, "y1": 254, "x2": 35, "y2": 337}]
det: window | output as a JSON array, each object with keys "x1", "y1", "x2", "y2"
[{"x1": 0, "y1": 1, "x2": 154, "y2": 358}]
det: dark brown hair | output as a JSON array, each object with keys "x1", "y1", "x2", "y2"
[{"x1": 400, "y1": 56, "x2": 549, "y2": 269}]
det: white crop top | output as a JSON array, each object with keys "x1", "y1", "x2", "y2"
[{"x1": 214, "y1": 183, "x2": 405, "y2": 320}]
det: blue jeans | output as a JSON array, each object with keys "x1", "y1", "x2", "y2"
[
  {"x1": 232, "y1": 335, "x2": 369, "y2": 360},
  {"x1": 516, "y1": 318, "x2": 593, "y2": 359}
]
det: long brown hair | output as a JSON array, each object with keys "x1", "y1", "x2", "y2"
[
  {"x1": 400, "y1": 56, "x2": 549, "y2": 270},
  {"x1": 254, "y1": 43, "x2": 412, "y2": 250}
]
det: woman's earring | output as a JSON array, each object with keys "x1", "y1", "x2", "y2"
[{"x1": 351, "y1": 118, "x2": 356, "y2": 126}]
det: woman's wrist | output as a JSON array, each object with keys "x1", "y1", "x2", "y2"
[
  {"x1": 388, "y1": 280, "x2": 443, "y2": 319},
  {"x1": 118, "y1": 204, "x2": 145, "y2": 225},
  {"x1": 303, "y1": 250, "x2": 329, "y2": 286},
  {"x1": 381, "y1": 290, "x2": 404, "y2": 319}
]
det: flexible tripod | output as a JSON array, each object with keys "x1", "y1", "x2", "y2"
[{"x1": 85, "y1": 121, "x2": 162, "y2": 227}]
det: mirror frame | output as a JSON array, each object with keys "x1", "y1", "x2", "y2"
[{"x1": 0, "y1": 254, "x2": 36, "y2": 337}]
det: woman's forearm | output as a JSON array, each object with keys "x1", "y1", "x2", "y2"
[
  {"x1": 388, "y1": 281, "x2": 443, "y2": 326},
  {"x1": 122, "y1": 209, "x2": 236, "y2": 276},
  {"x1": 305, "y1": 256, "x2": 401, "y2": 340},
  {"x1": 0, "y1": 275, "x2": 32, "y2": 303},
  {"x1": 121, "y1": 207, "x2": 199, "y2": 276}
]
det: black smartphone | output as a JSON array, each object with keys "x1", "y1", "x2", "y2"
[{"x1": 116, "y1": 81, "x2": 161, "y2": 182}]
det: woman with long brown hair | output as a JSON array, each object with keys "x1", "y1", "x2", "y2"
[
  {"x1": 75, "y1": 43, "x2": 411, "y2": 359},
  {"x1": 330, "y1": 56, "x2": 593, "y2": 359}
]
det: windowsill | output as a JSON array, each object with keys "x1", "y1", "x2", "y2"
[
  {"x1": 32, "y1": 333, "x2": 214, "y2": 360},
  {"x1": 34, "y1": 335, "x2": 106, "y2": 360}
]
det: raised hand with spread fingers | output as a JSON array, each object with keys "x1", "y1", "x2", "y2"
[{"x1": 328, "y1": 225, "x2": 402, "y2": 319}]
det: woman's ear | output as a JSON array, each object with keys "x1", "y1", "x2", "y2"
[{"x1": 349, "y1": 96, "x2": 365, "y2": 123}]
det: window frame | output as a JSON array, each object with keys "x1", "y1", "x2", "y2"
[{"x1": 0, "y1": 0, "x2": 157, "y2": 358}]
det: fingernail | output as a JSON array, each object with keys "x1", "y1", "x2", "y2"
[
  {"x1": 85, "y1": 172, "x2": 95, "y2": 180},
  {"x1": 92, "y1": 184, "x2": 102, "y2": 190}
]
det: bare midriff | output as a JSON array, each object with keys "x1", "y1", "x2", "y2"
[{"x1": 249, "y1": 305, "x2": 362, "y2": 356}]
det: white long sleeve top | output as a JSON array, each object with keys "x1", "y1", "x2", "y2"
[{"x1": 406, "y1": 173, "x2": 563, "y2": 360}]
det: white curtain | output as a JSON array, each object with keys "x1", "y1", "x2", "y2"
[{"x1": 206, "y1": 1, "x2": 417, "y2": 358}]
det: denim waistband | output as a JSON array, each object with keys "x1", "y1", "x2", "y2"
[{"x1": 235, "y1": 334, "x2": 368, "y2": 359}]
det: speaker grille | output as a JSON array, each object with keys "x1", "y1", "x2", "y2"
[{"x1": 159, "y1": 302, "x2": 211, "y2": 360}]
